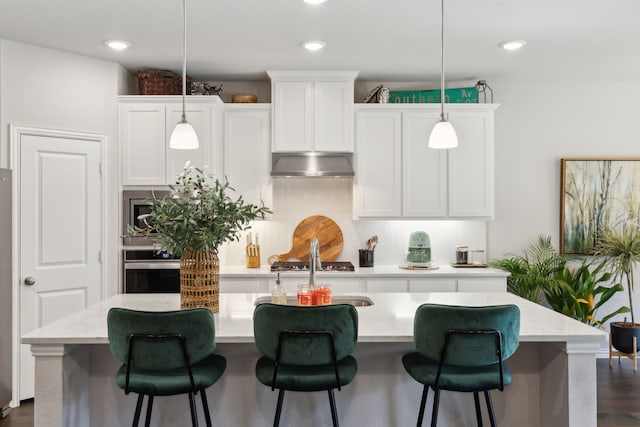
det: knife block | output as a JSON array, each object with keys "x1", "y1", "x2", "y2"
[{"x1": 246, "y1": 244, "x2": 261, "y2": 268}]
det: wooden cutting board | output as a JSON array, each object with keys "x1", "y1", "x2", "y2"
[{"x1": 269, "y1": 215, "x2": 344, "y2": 263}]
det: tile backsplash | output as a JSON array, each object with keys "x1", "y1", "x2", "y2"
[{"x1": 218, "y1": 178, "x2": 487, "y2": 267}]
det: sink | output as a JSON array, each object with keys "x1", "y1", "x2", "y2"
[{"x1": 254, "y1": 295, "x2": 374, "y2": 307}]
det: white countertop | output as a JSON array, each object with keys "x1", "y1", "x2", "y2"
[
  {"x1": 22, "y1": 292, "x2": 606, "y2": 346},
  {"x1": 220, "y1": 264, "x2": 510, "y2": 279}
]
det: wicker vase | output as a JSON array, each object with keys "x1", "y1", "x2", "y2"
[{"x1": 179, "y1": 250, "x2": 220, "y2": 313}]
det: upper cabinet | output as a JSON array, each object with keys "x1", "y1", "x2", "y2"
[
  {"x1": 354, "y1": 103, "x2": 498, "y2": 219},
  {"x1": 267, "y1": 71, "x2": 358, "y2": 152},
  {"x1": 120, "y1": 96, "x2": 221, "y2": 186},
  {"x1": 221, "y1": 104, "x2": 272, "y2": 211}
]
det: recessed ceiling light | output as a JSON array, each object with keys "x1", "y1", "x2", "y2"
[
  {"x1": 302, "y1": 40, "x2": 326, "y2": 51},
  {"x1": 304, "y1": 0, "x2": 328, "y2": 4},
  {"x1": 104, "y1": 40, "x2": 130, "y2": 51},
  {"x1": 499, "y1": 40, "x2": 527, "y2": 51}
]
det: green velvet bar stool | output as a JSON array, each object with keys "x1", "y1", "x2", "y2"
[
  {"x1": 253, "y1": 303, "x2": 358, "y2": 427},
  {"x1": 107, "y1": 307, "x2": 227, "y2": 427},
  {"x1": 402, "y1": 303, "x2": 520, "y2": 427}
]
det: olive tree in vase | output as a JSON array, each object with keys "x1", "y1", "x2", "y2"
[{"x1": 132, "y1": 165, "x2": 271, "y2": 312}]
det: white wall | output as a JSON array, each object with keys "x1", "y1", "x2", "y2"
[
  {"x1": 488, "y1": 80, "x2": 640, "y2": 330},
  {"x1": 0, "y1": 39, "x2": 123, "y2": 296}
]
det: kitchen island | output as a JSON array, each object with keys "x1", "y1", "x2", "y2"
[{"x1": 23, "y1": 292, "x2": 605, "y2": 427}]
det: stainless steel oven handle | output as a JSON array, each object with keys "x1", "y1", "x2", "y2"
[{"x1": 124, "y1": 262, "x2": 181, "y2": 270}]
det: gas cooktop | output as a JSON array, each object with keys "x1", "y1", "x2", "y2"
[{"x1": 270, "y1": 261, "x2": 355, "y2": 272}]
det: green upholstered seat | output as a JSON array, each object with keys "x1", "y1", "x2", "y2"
[
  {"x1": 253, "y1": 303, "x2": 358, "y2": 427},
  {"x1": 402, "y1": 303, "x2": 520, "y2": 427},
  {"x1": 107, "y1": 307, "x2": 226, "y2": 427}
]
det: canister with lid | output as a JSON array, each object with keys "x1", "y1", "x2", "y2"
[{"x1": 455, "y1": 245, "x2": 469, "y2": 264}]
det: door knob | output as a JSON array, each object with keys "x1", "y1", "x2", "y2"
[{"x1": 24, "y1": 276, "x2": 36, "y2": 286}]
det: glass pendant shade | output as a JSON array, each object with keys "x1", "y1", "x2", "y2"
[
  {"x1": 429, "y1": 0, "x2": 457, "y2": 149},
  {"x1": 170, "y1": 0, "x2": 199, "y2": 150},
  {"x1": 169, "y1": 119, "x2": 199, "y2": 149},
  {"x1": 428, "y1": 118, "x2": 458, "y2": 149}
]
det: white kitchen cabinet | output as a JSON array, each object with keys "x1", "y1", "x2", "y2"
[
  {"x1": 354, "y1": 104, "x2": 497, "y2": 219},
  {"x1": 222, "y1": 104, "x2": 272, "y2": 210},
  {"x1": 219, "y1": 278, "x2": 267, "y2": 293},
  {"x1": 447, "y1": 109, "x2": 495, "y2": 218},
  {"x1": 354, "y1": 110, "x2": 402, "y2": 217},
  {"x1": 366, "y1": 278, "x2": 408, "y2": 292},
  {"x1": 120, "y1": 96, "x2": 220, "y2": 186},
  {"x1": 279, "y1": 277, "x2": 365, "y2": 295},
  {"x1": 457, "y1": 278, "x2": 506, "y2": 292},
  {"x1": 409, "y1": 279, "x2": 457, "y2": 292},
  {"x1": 267, "y1": 71, "x2": 358, "y2": 152}
]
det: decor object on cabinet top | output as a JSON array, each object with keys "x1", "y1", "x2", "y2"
[
  {"x1": 232, "y1": 94, "x2": 258, "y2": 103},
  {"x1": 169, "y1": 0, "x2": 199, "y2": 150},
  {"x1": 362, "y1": 84, "x2": 383, "y2": 103},
  {"x1": 476, "y1": 80, "x2": 493, "y2": 103},
  {"x1": 428, "y1": 0, "x2": 458, "y2": 149},
  {"x1": 137, "y1": 70, "x2": 191, "y2": 95},
  {"x1": 389, "y1": 87, "x2": 478, "y2": 104},
  {"x1": 561, "y1": 159, "x2": 640, "y2": 255},
  {"x1": 129, "y1": 164, "x2": 271, "y2": 312},
  {"x1": 191, "y1": 81, "x2": 223, "y2": 96}
]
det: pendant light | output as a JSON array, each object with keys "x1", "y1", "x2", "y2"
[
  {"x1": 428, "y1": 0, "x2": 458, "y2": 149},
  {"x1": 169, "y1": 0, "x2": 199, "y2": 149}
]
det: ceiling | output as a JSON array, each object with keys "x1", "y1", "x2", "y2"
[{"x1": 1, "y1": 0, "x2": 639, "y2": 84}]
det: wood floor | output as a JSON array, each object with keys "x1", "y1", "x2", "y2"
[{"x1": 0, "y1": 358, "x2": 639, "y2": 426}]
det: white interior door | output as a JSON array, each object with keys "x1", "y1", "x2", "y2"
[{"x1": 13, "y1": 127, "x2": 103, "y2": 400}]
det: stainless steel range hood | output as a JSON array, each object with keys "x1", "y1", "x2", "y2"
[{"x1": 271, "y1": 152, "x2": 354, "y2": 177}]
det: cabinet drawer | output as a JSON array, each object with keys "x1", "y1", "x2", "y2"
[
  {"x1": 366, "y1": 279, "x2": 408, "y2": 292},
  {"x1": 457, "y1": 278, "x2": 506, "y2": 293},
  {"x1": 409, "y1": 279, "x2": 457, "y2": 292},
  {"x1": 219, "y1": 279, "x2": 267, "y2": 293},
  {"x1": 279, "y1": 277, "x2": 364, "y2": 295}
]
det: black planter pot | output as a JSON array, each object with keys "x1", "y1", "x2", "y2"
[{"x1": 610, "y1": 321, "x2": 640, "y2": 353}]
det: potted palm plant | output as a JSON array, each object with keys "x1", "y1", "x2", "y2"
[
  {"x1": 131, "y1": 165, "x2": 271, "y2": 312},
  {"x1": 490, "y1": 235, "x2": 566, "y2": 303},
  {"x1": 592, "y1": 223, "x2": 640, "y2": 353},
  {"x1": 544, "y1": 258, "x2": 628, "y2": 328}
]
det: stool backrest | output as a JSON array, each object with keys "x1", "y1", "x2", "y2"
[
  {"x1": 107, "y1": 307, "x2": 216, "y2": 370},
  {"x1": 253, "y1": 303, "x2": 358, "y2": 366},
  {"x1": 414, "y1": 304, "x2": 520, "y2": 366}
]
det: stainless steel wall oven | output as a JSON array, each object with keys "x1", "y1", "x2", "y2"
[
  {"x1": 123, "y1": 249, "x2": 179, "y2": 293},
  {"x1": 122, "y1": 190, "x2": 170, "y2": 246}
]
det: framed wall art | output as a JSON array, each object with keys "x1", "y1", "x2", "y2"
[{"x1": 561, "y1": 158, "x2": 640, "y2": 254}]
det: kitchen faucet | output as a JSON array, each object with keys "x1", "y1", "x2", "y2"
[{"x1": 309, "y1": 238, "x2": 322, "y2": 286}]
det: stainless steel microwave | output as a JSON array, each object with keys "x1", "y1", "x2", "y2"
[{"x1": 122, "y1": 190, "x2": 170, "y2": 246}]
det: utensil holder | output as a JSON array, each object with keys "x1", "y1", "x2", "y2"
[
  {"x1": 246, "y1": 244, "x2": 261, "y2": 268},
  {"x1": 359, "y1": 249, "x2": 374, "y2": 267}
]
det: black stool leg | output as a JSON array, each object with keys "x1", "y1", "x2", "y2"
[
  {"x1": 484, "y1": 391, "x2": 497, "y2": 427},
  {"x1": 328, "y1": 389, "x2": 339, "y2": 427},
  {"x1": 430, "y1": 389, "x2": 441, "y2": 427},
  {"x1": 200, "y1": 389, "x2": 213, "y2": 427},
  {"x1": 132, "y1": 394, "x2": 145, "y2": 427},
  {"x1": 473, "y1": 392, "x2": 483, "y2": 427},
  {"x1": 417, "y1": 385, "x2": 429, "y2": 427},
  {"x1": 188, "y1": 392, "x2": 199, "y2": 427},
  {"x1": 144, "y1": 395, "x2": 154, "y2": 427},
  {"x1": 273, "y1": 389, "x2": 285, "y2": 427}
]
